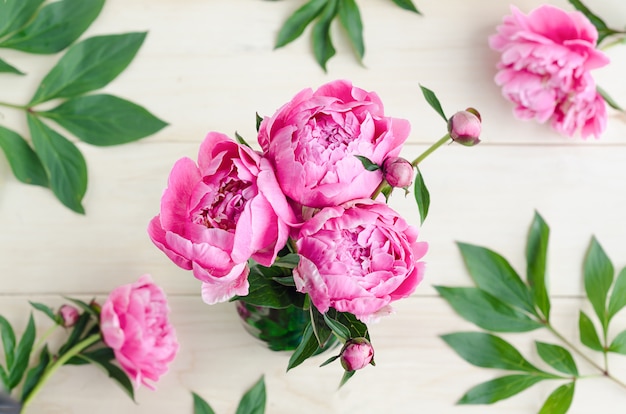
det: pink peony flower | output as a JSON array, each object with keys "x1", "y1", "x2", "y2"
[
  {"x1": 100, "y1": 275, "x2": 178, "y2": 389},
  {"x1": 58, "y1": 304, "x2": 79, "y2": 328},
  {"x1": 340, "y1": 337, "x2": 374, "y2": 371},
  {"x1": 148, "y1": 132, "x2": 296, "y2": 304},
  {"x1": 293, "y1": 199, "x2": 428, "y2": 322},
  {"x1": 258, "y1": 80, "x2": 411, "y2": 208},
  {"x1": 489, "y1": 5, "x2": 609, "y2": 138}
]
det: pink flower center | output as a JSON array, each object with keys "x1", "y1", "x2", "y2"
[
  {"x1": 297, "y1": 114, "x2": 359, "y2": 164},
  {"x1": 193, "y1": 171, "x2": 253, "y2": 231}
]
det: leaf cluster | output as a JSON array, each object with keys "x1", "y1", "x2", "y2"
[
  {"x1": 273, "y1": 0, "x2": 420, "y2": 71},
  {"x1": 193, "y1": 376, "x2": 266, "y2": 414},
  {"x1": 0, "y1": 298, "x2": 135, "y2": 405},
  {"x1": 0, "y1": 0, "x2": 167, "y2": 213},
  {"x1": 437, "y1": 212, "x2": 626, "y2": 413},
  {"x1": 234, "y1": 257, "x2": 370, "y2": 386}
]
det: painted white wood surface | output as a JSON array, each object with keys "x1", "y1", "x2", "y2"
[{"x1": 1, "y1": 0, "x2": 625, "y2": 412}]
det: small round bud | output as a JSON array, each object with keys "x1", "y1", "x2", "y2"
[
  {"x1": 58, "y1": 304, "x2": 79, "y2": 328},
  {"x1": 340, "y1": 337, "x2": 374, "y2": 372},
  {"x1": 89, "y1": 300, "x2": 102, "y2": 314},
  {"x1": 448, "y1": 108, "x2": 481, "y2": 146},
  {"x1": 382, "y1": 157, "x2": 414, "y2": 188}
]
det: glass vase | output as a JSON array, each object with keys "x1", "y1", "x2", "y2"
[{"x1": 235, "y1": 301, "x2": 337, "y2": 352}]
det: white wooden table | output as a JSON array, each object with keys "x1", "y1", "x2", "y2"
[{"x1": 1, "y1": 0, "x2": 625, "y2": 412}]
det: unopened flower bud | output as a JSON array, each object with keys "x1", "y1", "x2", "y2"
[
  {"x1": 382, "y1": 157, "x2": 413, "y2": 188},
  {"x1": 340, "y1": 337, "x2": 374, "y2": 372},
  {"x1": 89, "y1": 299, "x2": 101, "y2": 314},
  {"x1": 58, "y1": 304, "x2": 79, "y2": 328},
  {"x1": 448, "y1": 108, "x2": 481, "y2": 146}
]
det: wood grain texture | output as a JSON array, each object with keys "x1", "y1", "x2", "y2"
[{"x1": 1, "y1": 0, "x2": 625, "y2": 412}]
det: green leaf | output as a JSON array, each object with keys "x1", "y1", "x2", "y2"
[
  {"x1": 335, "y1": 311, "x2": 369, "y2": 340},
  {"x1": 535, "y1": 342, "x2": 578, "y2": 376},
  {"x1": 255, "y1": 113, "x2": 263, "y2": 132},
  {"x1": 0, "y1": 315, "x2": 16, "y2": 369},
  {"x1": 287, "y1": 323, "x2": 319, "y2": 371},
  {"x1": 319, "y1": 354, "x2": 340, "y2": 367},
  {"x1": 234, "y1": 132, "x2": 252, "y2": 148},
  {"x1": 339, "y1": 369, "x2": 356, "y2": 387},
  {"x1": 0, "y1": 0, "x2": 45, "y2": 38},
  {"x1": 337, "y1": 0, "x2": 364, "y2": 60},
  {"x1": 309, "y1": 306, "x2": 333, "y2": 347},
  {"x1": 8, "y1": 314, "x2": 36, "y2": 389},
  {"x1": 458, "y1": 374, "x2": 545, "y2": 405},
  {"x1": 59, "y1": 312, "x2": 91, "y2": 355},
  {"x1": 271, "y1": 253, "x2": 300, "y2": 269},
  {"x1": 0, "y1": 366, "x2": 8, "y2": 390},
  {"x1": 20, "y1": 345, "x2": 51, "y2": 401},
  {"x1": 311, "y1": 0, "x2": 338, "y2": 72},
  {"x1": 441, "y1": 332, "x2": 541, "y2": 372},
  {"x1": 608, "y1": 267, "x2": 626, "y2": 321},
  {"x1": 0, "y1": 125, "x2": 49, "y2": 187},
  {"x1": 390, "y1": 0, "x2": 421, "y2": 14},
  {"x1": 583, "y1": 237, "x2": 613, "y2": 332},
  {"x1": 0, "y1": 57, "x2": 24, "y2": 75},
  {"x1": 30, "y1": 32, "x2": 147, "y2": 105},
  {"x1": 236, "y1": 264, "x2": 305, "y2": 309},
  {"x1": 274, "y1": 0, "x2": 328, "y2": 49},
  {"x1": 419, "y1": 84, "x2": 447, "y2": 123},
  {"x1": 323, "y1": 313, "x2": 351, "y2": 341},
  {"x1": 608, "y1": 329, "x2": 626, "y2": 355},
  {"x1": 355, "y1": 155, "x2": 380, "y2": 172},
  {"x1": 578, "y1": 311, "x2": 603, "y2": 352},
  {"x1": 457, "y1": 242, "x2": 536, "y2": 314},
  {"x1": 192, "y1": 392, "x2": 216, "y2": 414},
  {"x1": 27, "y1": 114, "x2": 87, "y2": 214},
  {"x1": 40, "y1": 94, "x2": 167, "y2": 146},
  {"x1": 435, "y1": 286, "x2": 543, "y2": 332},
  {"x1": 81, "y1": 352, "x2": 135, "y2": 401},
  {"x1": 526, "y1": 211, "x2": 551, "y2": 320},
  {"x1": 235, "y1": 376, "x2": 266, "y2": 414},
  {"x1": 413, "y1": 166, "x2": 429, "y2": 225},
  {"x1": 66, "y1": 347, "x2": 115, "y2": 365},
  {"x1": 29, "y1": 301, "x2": 61, "y2": 324},
  {"x1": 539, "y1": 382, "x2": 575, "y2": 414},
  {"x1": 597, "y1": 85, "x2": 623, "y2": 111},
  {"x1": 0, "y1": 0, "x2": 104, "y2": 54}
]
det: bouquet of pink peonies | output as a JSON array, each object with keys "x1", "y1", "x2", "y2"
[
  {"x1": 149, "y1": 79, "x2": 480, "y2": 384},
  {"x1": 0, "y1": 275, "x2": 178, "y2": 413}
]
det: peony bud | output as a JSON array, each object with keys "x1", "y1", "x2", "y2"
[
  {"x1": 58, "y1": 304, "x2": 79, "y2": 328},
  {"x1": 448, "y1": 108, "x2": 481, "y2": 146},
  {"x1": 382, "y1": 157, "x2": 414, "y2": 188},
  {"x1": 340, "y1": 337, "x2": 375, "y2": 371}
]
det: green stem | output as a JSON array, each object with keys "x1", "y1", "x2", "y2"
[
  {"x1": 0, "y1": 101, "x2": 28, "y2": 110},
  {"x1": 546, "y1": 323, "x2": 626, "y2": 390},
  {"x1": 411, "y1": 133, "x2": 451, "y2": 167},
  {"x1": 33, "y1": 325, "x2": 59, "y2": 353},
  {"x1": 370, "y1": 180, "x2": 389, "y2": 200},
  {"x1": 20, "y1": 333, "x2": 101, "y2": 413},
  {"x1": 599, "y1": 34, "x2": 626, "y2": 51}
]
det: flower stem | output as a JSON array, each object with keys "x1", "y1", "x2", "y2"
[
  {"x1": 411, "y1": 133, "x2": 451, "y2": 167},
  {"x1": 0, "y1": 101, "x2": 28, "y2": 110},
  {"x1": 33, "y1": 324, "x2": 59, "y2": 353},
  {"x1": 20, "y1": 333, "x2": 101, "y2": 413},
  {"x1": 546, "y1": 323, "x2": 626, "y2": 390}
]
